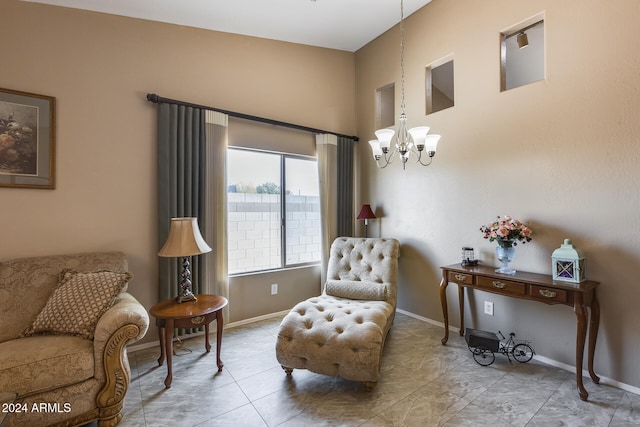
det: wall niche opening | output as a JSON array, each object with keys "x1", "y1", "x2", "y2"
[
  {"x1": 376, "y1": 83, "x2": 395, "y2": 129},
  {"x1": 426, "y1": 57, "x2": 454, "y2": 114},
  {"x1": 501, "y1": 17, "x2": 545, "y2": 91}
]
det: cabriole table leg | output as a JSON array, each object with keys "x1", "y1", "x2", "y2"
[
  {"x1": 588, "y1": 294, "x2": 601, "y2": 384},
  {"x1": 215, "y1": 309, "x2": 224, "y2": 371},
  {"x1": 440, "y1": 275, "x2": 449, "y2": 345},
  {"x1": 574, "y1": 294, "x2": 589, "y2": 401}
]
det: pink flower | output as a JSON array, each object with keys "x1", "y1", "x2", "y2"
[
  {"x1": 496, "y1": 227, "x2": 510, "y2": 237},
  {"x1": 479, "y1": 215, "x2": 533, "y2": 244}
]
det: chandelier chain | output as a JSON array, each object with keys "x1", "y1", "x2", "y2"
[
  {"x1": 400, "y1": 0, "x2": 406, "y2": 115},
  {"x1": 368, "y1": 0, "x2": 441, "y2": 170}
]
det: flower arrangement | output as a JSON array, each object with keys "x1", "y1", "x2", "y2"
[
  {"x1": 0, "y1": 114, "x2": 37, "y2": 174},
  {"x1": 480, "y1": 215, "x2": 532, "y2": 246}
]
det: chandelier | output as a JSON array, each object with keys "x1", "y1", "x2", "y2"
[{"x1": 368, "y1": 0, "x2": 441, "y2": 170}]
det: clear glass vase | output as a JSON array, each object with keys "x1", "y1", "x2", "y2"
[{"x1": 495, "y1": 241, "x2": 517, "y2": 275}]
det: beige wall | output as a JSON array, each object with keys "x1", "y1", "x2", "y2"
[
  {"x1": 356, "y1": 0, "x2": 640, "y2": 390},
  {"x1": 0, "y1": 1, "x2": 354, "y2": 337},
  {"x1": 4, "y1": 0, "x2": 640, "y2": 393}
]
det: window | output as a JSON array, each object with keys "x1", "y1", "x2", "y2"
[{"x1": 227, "y1": 148, "x2": 321, "y2": 274}]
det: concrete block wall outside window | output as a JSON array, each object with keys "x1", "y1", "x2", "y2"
[{"x1": 228, "y1": 192, "x2": 321, "y2": 274}]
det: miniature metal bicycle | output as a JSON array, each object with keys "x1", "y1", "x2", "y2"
[{"x1": 465, "y1": 329, "x2": 535, "y2": 366}]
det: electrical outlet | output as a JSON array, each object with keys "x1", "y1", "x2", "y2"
[
  {"x1": 271, "y1": 284, "x2": 278, "y2": 295},
  {"x1": 484, "y1": 301, "x2": 494, "y2": 316}
]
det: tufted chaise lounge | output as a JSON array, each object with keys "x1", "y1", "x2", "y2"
[{"x1": 276, "y1": 237, "x2": 399, "y2": 388}]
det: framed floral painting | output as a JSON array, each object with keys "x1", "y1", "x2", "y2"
[{"x1": 0, "y1": 87, "x2": 55, "y2": 189}]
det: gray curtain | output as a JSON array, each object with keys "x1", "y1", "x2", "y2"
[
  {"x1": 157, "y1": 103, "x2": 207, "y2": 303},
  {"x1": 337, "y1": 136, "x2": 354, "y2": 236}
]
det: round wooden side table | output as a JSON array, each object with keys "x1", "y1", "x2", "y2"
[{"x1": 149, "y1": 294, "x2": 228, "y2": 389}]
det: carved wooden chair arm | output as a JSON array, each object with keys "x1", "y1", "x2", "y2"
[{"x1": 92, "y1": 293, "x2": 149, "y2": 421}]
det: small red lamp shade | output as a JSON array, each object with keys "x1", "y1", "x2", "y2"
[
  {"x1": 357, "y1": 204, "x2": 376, "y2": 220},
  {"x1": 357, "y1": 204, "x2": 376, "y2": 237}
]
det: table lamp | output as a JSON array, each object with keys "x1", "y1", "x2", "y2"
[
  {"x1": 357, "y1": 204, "x2": 376, "y2": 238},
  {"x1": 158, "y1": 217, "x2": 212, "y2": 303}
]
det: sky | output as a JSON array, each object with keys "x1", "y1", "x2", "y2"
[{"x1": 227, "y1": 149, "x2": 319, "y2": 196}]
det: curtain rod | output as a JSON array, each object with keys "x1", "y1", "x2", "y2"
[{"x1": 146, "y1": 93, "x2": 359, "y2": 142}]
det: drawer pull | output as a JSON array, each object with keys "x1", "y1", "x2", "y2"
[
  {"x1": 539, "y1": 289, "x2": 557, "y2": 298},
  {"x1": 191, "y1": 316, "x2": 205, "y2": 325},
  {"x1": 492, "y1": 281, "x2": 506, "y2": 289},
  {"x1": 455, "y1": 274, "x2": 467, "y2": 281}
]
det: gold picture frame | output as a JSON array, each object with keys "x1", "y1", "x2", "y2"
[{"x1": 0, "y1": 87, "x2": 55, "y2": 189}]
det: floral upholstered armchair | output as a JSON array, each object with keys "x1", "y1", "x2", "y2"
[{"x1": 0, "y1": 252, "x2": 149, "y2": 427}]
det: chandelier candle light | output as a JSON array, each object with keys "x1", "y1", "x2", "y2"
[
  {"x1": 368, "y1": 0, "x2": 441, "y2": 170},
  {"x1": 480, "y1": 215, "x2": 533, "y2": 275}
]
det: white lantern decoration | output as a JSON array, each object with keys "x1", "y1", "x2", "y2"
[{"x1": 551, "y1": 239, "x2": 586, "y2": 283}]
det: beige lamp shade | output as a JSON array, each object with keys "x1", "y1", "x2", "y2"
[{"x1": 158, "y1": 217, "x2": 212, "y2": 257}]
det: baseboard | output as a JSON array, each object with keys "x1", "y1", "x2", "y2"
[
  {"x1": 533, "y1": 354, "x2": 640, "y2": 396},
  {"x1": 225, "y1": 309, "x2": 289, "y2": 328},
  {"x1": 127, "y1": 310, "x2": 289, "y2": 354},
  {"x1": 396, "y1": 308, "x2": 640, "y2": 396},
  {"x1": 396, "y1": 308, "x2": 459, "y2": 332}
]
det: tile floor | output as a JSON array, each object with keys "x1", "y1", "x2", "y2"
[{"x1": 116, "y1": 313, "x2": 640, "y2": 426}]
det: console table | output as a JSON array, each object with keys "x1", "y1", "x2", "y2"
[{"x1": 439, "y1": 263, "x2": 600, "y2": 401}]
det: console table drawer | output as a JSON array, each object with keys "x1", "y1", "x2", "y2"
[
  {"x1": 530, "y1": 285, "x2": 568, "y2": 303},
  {"x1": 448, "y1": 271, "x2": 473, "y2": 285},
  {"x1": 477, "y1": 276, "x2": 526, "y2": 296}
]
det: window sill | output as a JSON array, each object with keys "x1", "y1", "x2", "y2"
[{"x1": 229, "y1": 263, "x2": 321, "y2": 278}]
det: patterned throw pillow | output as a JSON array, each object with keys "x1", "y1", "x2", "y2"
[
  {"x1": 22, "y1": 269, "x2": 133, "y2": 340},
  {"x1": 324, "y1": 279, "x2": 388, "y2": 301}
]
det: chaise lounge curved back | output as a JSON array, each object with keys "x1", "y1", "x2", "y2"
[{"x1": 276, "y1": 237, "x2": 400, "y2": 389}]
